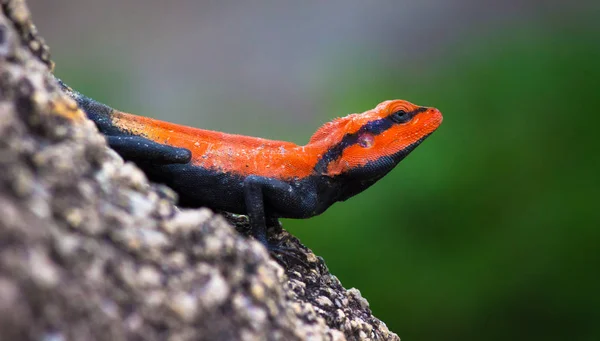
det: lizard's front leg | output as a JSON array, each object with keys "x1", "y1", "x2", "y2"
[
  {"x1": 243, "y1": 175, "x2": 313, "y2": 266},
  {"x1": 243, "y1": 175, "x2": 286, "y2": 248},
  {"x1": 243, "y1": 175, "x2": 314, "y2": 248}
]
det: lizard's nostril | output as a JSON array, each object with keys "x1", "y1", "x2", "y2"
[{"x1": 430, "y1": 108, "x2": 443, "y2": 124}]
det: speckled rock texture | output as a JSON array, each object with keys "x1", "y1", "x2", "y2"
[{"x1": 0, "y1": 1, "x2": 400, "y2": 340}]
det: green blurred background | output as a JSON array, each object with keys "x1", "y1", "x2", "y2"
[{"x1": 31, "y1": 1, "x2": 599, "y2": 340}]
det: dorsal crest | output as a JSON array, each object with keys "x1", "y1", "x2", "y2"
[{"x1": 308, "y1": 114, "x2": 358, "y2": 144}]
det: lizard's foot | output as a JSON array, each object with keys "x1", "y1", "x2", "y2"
[{"x1": 265, "y1": 239, "x2": 309, "y2": 268}]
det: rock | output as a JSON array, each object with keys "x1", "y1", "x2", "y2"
[{"x1": 0, "y1": 1, "x2": 399, "y2": 340}]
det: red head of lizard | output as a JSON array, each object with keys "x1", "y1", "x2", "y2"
[{"x1": 308, "y1": 100, "x2": 443, "y2": 177}]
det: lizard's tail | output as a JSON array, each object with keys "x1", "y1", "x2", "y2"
[{"x1": 55, "y1": 77, "x2": 117, "y2": 133}]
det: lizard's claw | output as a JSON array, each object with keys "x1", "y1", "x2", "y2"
[{"x1": 266, "y1": 240, "x2": 310, "y2": 268}]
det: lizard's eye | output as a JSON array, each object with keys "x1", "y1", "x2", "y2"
[{"x1": 390, "y1": 110, "x2": 411, "y2": 124}]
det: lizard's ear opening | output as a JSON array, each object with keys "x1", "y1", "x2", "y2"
[{"x1": 357, "y1": 133, "x2": 374, "y2": 148}]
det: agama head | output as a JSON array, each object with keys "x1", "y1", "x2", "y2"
[{"x1": 311, "y1": 99, "x2": 443, "y2": 178}]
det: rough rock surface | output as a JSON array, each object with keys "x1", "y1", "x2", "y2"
[{"x1": 0, "y1": 1, "x2": 400, "y2": 340}]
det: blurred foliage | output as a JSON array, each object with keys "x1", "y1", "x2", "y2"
[{"x1": 56, "y1": 19, "x2": 599, "y2": 341}]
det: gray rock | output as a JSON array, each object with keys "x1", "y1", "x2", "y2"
[{"x1": 0, "y1": 1, "x2": 399, "y2": 340}]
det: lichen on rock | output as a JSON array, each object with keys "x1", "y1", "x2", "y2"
[{"x1": 0, "y1": 1, "x2": 399, "y2": 340}]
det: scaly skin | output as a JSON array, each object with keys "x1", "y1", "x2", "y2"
[{"x1": 58, "y1": 79, "x2": 443, "y2": 249}]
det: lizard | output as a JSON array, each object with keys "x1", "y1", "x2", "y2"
[{"x1": 57, "y1": 79, "x2": 443, "y2": 252}]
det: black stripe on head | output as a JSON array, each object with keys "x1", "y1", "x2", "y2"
[{"x1": 313, "y1": 107, "x2": 427, "y2": 174}]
